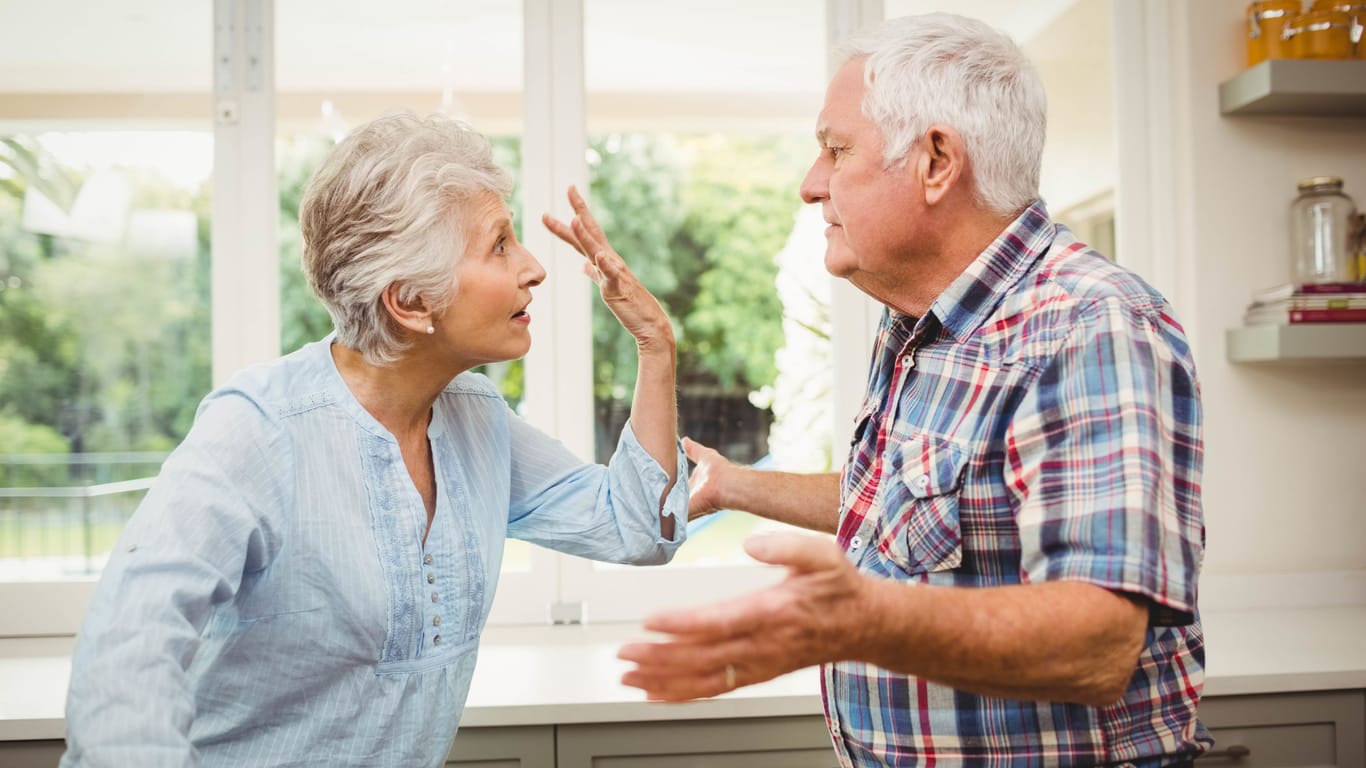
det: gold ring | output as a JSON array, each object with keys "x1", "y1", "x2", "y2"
[{"x1": 724, "y1": 663, "x2": 736, "y2": 690}]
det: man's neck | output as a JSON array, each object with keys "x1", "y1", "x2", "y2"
[{"x1": 858, "y1": 206, "x2": 1019, "y2": 318}]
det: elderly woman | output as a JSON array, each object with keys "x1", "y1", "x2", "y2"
[{"x1": 60, "y1": 112, "x2": 686, "y2": 767}]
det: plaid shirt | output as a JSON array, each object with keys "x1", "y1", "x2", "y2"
[{"x1": 824, "y1": 202, "x2": 1210, "y2": 767}]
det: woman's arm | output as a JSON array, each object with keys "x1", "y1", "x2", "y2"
[
  {"x1": 543, "y1": 186, "x2": 679, "y2": 536},
  {"x1": 63, "y1": 393, "x2": 286, "y2": 765}
]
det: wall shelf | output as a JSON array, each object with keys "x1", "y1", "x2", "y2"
[
  {"x1": 1226, "y1": 323, "x2": 1366, "y2": 362},
  {"x1": 1219, "y1": 59, "x2": 1366, "y2": 116}
]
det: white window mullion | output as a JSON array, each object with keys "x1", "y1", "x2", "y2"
[
  {"x1": 520, "y1": 0, "x2": 590, "y2": 455},
  {"x1": 484, "y1": 0, "x2": 590, "y2": 625},
  {"x1": 211, "y1": 0, "x2": 278, "y2": 386}
]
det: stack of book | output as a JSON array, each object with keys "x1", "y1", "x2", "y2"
[{"x1": 1243, "y1": 282, "x2": 1366, "y2": 326}]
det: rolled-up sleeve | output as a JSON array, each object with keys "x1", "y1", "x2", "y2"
[
  {"x1": 1005, "y1": 298, "x2": 1203, "y2": 624},
  {"x1": 506, "y1": 416, "x2": 687, "y2": 565}
]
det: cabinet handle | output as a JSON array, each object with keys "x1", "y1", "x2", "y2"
[{"x1": 1199, "y1": 744, "x2": 1252, "y2": 761}]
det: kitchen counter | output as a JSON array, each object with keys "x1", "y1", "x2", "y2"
[{"x1": 3, "y1": 603, "x2": 1366, "y2": 742}]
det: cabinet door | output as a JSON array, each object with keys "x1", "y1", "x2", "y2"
[
  {"x1": 446, "y1": 725, "x2": 555, "y2": 768},
  {"x1": 1198, "y1": 690, "x2": 1366, "y2": 767},
  {"x1": 557, "y1": 715, "x2": 836, "y2": 768},
  {"x1": 0, "y1": 740, "x2": 65, "y2": 768}
]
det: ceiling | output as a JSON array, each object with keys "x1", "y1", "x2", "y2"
[{"x1": 0, "y1": 0, "x2": 1088, "y2": 94}]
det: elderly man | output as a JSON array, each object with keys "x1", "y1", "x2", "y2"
[{"x1": 619, "y1": 13, "x2": 1209, "y2": 767}]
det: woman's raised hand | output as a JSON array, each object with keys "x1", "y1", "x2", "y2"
[{"x1": 541, "y1": 186, "x2": 674, "y2": 351}]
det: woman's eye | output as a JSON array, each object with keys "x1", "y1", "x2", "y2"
[{"x1": 494, "y1": 238, "x2": 507, "y2": 255}]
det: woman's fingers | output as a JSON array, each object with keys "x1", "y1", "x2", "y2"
[
  {"x1": 542, "y1": 213, "x2": 587, "y2": 257},
  {"x1": 567, "y1": 185, "x2": 610, "y2": 248},
  {"x1": 570, "y1": 217, "x2": 608, "y2": 265}
]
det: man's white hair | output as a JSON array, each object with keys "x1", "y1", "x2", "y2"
[{"x1": 836, "y1": 13, "x2": 1047, "y2": 216}]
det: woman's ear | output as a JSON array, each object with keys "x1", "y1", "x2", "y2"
[
  {"x1": 381, "y1": 283, "x2": 434, "y2": 335},
  {"x1": 918, "y1": 125, "x2": 967, "y2": 207}
]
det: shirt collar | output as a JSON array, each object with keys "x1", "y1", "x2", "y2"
[{"x1": 928, "y1": 200, "x2": 1056, "y2": 343}]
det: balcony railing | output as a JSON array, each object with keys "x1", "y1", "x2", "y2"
[{"x1": 0, "y1": 453, "x2": 165, "y2": 581}]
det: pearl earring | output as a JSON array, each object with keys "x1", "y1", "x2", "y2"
[{"x1": 426, "y1": 325, "x2": 435, "y2": 335}]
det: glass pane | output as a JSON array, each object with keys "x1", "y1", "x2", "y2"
[
  {"x1": 0, "y1": 0, "x2": 213, "y2": 582},
  {"x1": 0, "y1": 134, "x2": 211, "y2": 580},
  {"x1": 275, "y1": 1, "x2": 532, "y2": 569},
  {"x1": 585, "y1": 0, "x2": 832, "y2": 568}
]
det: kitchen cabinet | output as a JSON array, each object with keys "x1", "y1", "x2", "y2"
[
  {"x1": 0, "y1": 740, "x2": 63, "y2": 768},
  {"x1": 6, "y1": 690, "x2": 1364, "y2": 767},
  {"x1": 555, "y1": 715, "x2": 834, "y2": 768},
  {"x1": 446, "y1": 725, "x2": 554, "y2": 768},
  {"x1": 1197, "y1": 689, "x2": 1366, "y2": 767},
  {"x1": 0, "y1": 726, "x2": 556, "y2": 768}
]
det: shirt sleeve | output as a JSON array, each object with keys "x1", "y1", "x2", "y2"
[
  {"x1": 505, "y1": 414, "x2": 687, "y2": 565},
  {"x1": 61, "y1": 392, "x2": 292, "y2": 767},
  {"x1": 1004, "y1": 298, "x2": 1204, "y2": 625}
]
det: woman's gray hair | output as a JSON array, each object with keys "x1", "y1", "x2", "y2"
[
  {"x1": 299, "y1": 110, "x2": 513, "y2": 365},
  {"x1": 836, "y1": 13, "x2": 1047, "y2": 217}
]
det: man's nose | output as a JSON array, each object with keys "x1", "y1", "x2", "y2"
[{"x1": 800, "y1": 162, "x2": 828, "y2": 204}]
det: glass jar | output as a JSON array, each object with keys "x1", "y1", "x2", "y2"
[
  {"x1": 1290, "y1": 177, "x2": 1359, "y2": 284},
  {"x1": 1247, "y1": 0, "x2": 1304, "y2": 65},
  {"x1": 1311, "y1": 0, "x2": 1366, "y2": 57},
  {"x1": 1287, "y1": 7, "x2": 1356, "y2": 58}
]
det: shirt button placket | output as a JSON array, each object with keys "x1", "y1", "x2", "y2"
[{"x1": 424, "y1": 552, "x2": 441, "y2": 650}]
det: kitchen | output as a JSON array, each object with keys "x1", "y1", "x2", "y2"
[{"x1": 1, "y1": 0, "x2": 1365, "y2": 765}]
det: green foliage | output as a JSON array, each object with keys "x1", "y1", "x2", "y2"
[
  {"x1": 0, "y1": 138, "x2": 210, "y2": 459},
  {"x1": 0, "y1": 414, "x2": 69, "y2": 454},
  {"x1": 279, "y1": 136, "x2": 336, "y2": 355},
  {"x1": 587, "y1": 135, "x2": 686, "y2": 400},
  {"x1": 589, "y1": 133, "x2": 806, "y2": 398},
  {"x1": 0, "y1": 137, "x2": 78, "y2": 210}
]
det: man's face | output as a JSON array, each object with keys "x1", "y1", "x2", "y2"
[{"x1": 800, "y1": 59, "x2": 923, "y2": 283}]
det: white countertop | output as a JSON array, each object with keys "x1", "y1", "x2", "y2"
[{"x1": 4, "y1": 604, "x2": 1366, "y2": 742}]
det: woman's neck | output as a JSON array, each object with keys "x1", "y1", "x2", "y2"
[{"x1": 330, "y1": 342, "x2": 454, "y2": 439}]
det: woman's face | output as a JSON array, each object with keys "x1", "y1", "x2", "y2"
[{"x1": 435, "y1": 191, "x2": 546, "y2": 370}]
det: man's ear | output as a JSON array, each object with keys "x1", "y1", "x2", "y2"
[
  {"x1": 381, "y1": 283, "x2": 433, "y2": 335},
  {"x1": 918, "y1": 125, "x2": 967, "y2": 207}
]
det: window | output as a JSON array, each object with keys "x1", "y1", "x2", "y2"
[
  {"x1": 2, "y1": 0, "x2": 899, "y2": 634},
  {"x1": 0, "y1": 1, "x2": 213, "y2": 634}
]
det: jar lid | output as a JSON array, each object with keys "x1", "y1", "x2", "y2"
[{"x1": 1297, "y1": 176, "x2": 1344, "y2": 190}]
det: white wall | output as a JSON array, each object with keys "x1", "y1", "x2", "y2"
[
  {"x1": 1028, "y1": 0, "x2": 1116, "y2": 215},
  {"x1": 1169, "y1": 0, "x2": 1366, "y2": 578}
]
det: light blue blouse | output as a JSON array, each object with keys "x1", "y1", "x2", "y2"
[{"x1": 61, "y1": 336, "x2": 687, "y2": 767}]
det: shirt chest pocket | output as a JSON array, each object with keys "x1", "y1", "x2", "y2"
[{"x1": 872, "y1": 435, "x2": 967, "y2": 576}]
